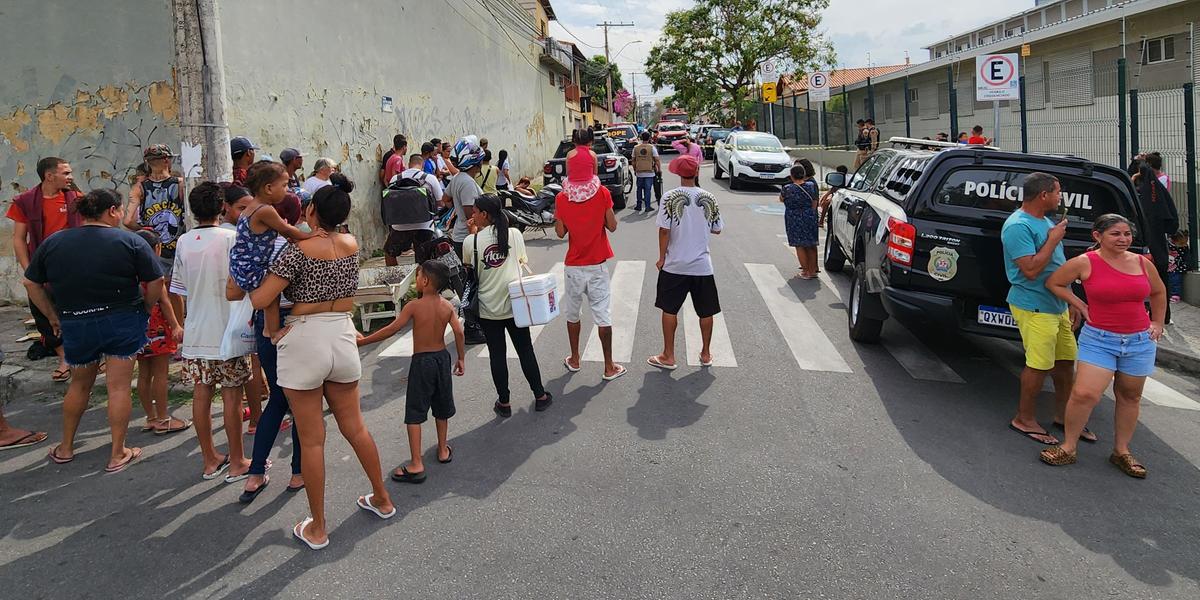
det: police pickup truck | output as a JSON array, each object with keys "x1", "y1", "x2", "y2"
[{"x1": 823, "y1": 137, "x2": 1148, "y2": 342}]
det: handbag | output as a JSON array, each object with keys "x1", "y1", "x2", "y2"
[
  {"x1": 460, "y1": 233, "x2": 481, "y2": 321},
  {"x1": 219, "y1": 298, "x2": 257, "y2": 359}
]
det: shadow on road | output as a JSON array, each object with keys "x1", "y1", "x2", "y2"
[{"x1": 627, "y1": 369, "x2": 714, "y2": 441}]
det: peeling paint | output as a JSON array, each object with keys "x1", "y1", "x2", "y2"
[
  {"x1": 37, "y1": 102, "x2": 101, "y2": 146},
  {"x1": 0, "y1": 110, "x2": 32, "y2": 153},
  {"x1": 148, "y1": 81, "x2": 178, "y2": 121},
  {"x1": 340, "y1": 142, "x2": 350, "y2": 162},
  {"x1": 15, "y1": 161, "x2": 24, "y2": 177},
  {"x1": 97, "y1": 85, "x2": 131, "y2": 119}
]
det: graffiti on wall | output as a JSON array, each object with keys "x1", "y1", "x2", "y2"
[{"x1": 0, "y1": 79, "x2": 179, "y2": 195}]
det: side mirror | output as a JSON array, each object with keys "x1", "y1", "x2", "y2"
[{"x1": 825, "y1": 172, "x2": 847, "y2": 188}]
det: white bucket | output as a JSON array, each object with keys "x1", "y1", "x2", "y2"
[{"x1": 508, "y1": 273, "x2": 559, "y2": 328}]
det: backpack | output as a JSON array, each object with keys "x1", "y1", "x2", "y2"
[
  {"x1": 381, "y1": 174, "x2": 436, "y2": 227},
  {"x1": 855, "y1": 127, "x2": 874, "y2": 151},
  {"x1": 632, "y1": 143, "x2": 656, "y2": 173},
  {"x1": 415, "y1": 234, "x2": 462, "y2": 277}
]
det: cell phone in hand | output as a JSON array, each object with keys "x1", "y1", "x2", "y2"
[{"x1": 1055, "y1": 205, "x2": 1069, "y2": 223}]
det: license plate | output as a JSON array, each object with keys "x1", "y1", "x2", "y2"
[
  {"x1": 977, "y1": 305, "x2": 1018, "y2": 329},
  {"x1": 759, "y1": 173, "x2": 777, "y2": 179}
]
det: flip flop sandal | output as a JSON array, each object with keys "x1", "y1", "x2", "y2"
[
  {"x1": 602, "y1": 365, "x2": 628, "y2": 381},
  {"x1": 356, "y1": 493, "x2": 397, "y2": 519},
  {"x1": 293, "y1": 517, "x2": 329, "y2": 550},
  {"x1": 1039, "y1": 446, "x2": 1077, "y2": 466},
  {"x1": 646, "y1": 356, "x2": 677, "y2": 371},
  {"x1": 104, "y1": 447, "x2": 143, "y2": 474},
  {"x1": 47, "y1": 444, "x2": 74, "y2": 464},
  {"x1": 1109, "y1": 453, "x2": 1147, "y2": 479},
  {"x1": 699, "y1": 356, "x2": 714, "y2": 368},
  {"x1": 438, "y1": 445, "x2": 453, "y2": 464},
  {"x1": 154, "y1": 418, "x2": 192, "y2": 436},
  {"x1": 390, "y1": 465, "x2": 426, "y2": 484},
  {"x1": 1, "y1": 431, "x2": 47, "y2": 451},
  {"x1": 1052, "y1": 422, "x2": 1098, "y2": 443},
  {"x1": 563, "y1": 357, "x2": 581, "y2": 373},
  {"x1": 51, "y1": 367, "x2": 71, "y2": 382},
  {"x1": 1009, "y1": 423, "x2": 1057, "y2": 445},
  {"x1": 238, "y1": 476, "x2": 270, "y2": 504},
  {"x1": 286, "y1": 482, "x2": 306, "y2": 493},
  {"x1": 202, "y1": 456, "x2": 231, "y2": 480}
]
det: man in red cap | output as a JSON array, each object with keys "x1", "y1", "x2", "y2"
[
  {"x1": 647, "y1": 154, "x2": 724, "y2": 370},
  {"x1": 555, "y1": 128, "x2": 624, "y2": 381}
]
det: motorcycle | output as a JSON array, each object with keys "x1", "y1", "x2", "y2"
[{"x1": 500, "y1": 183, "x2": 559, "y2": 235}]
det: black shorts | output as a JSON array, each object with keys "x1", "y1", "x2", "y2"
[
  {"x1": 385, "y1": 229, "x2": 434, "y2": 257},
  {"x1": 405, "y1": 349, "x2": 455, "y2": 424},
  {"x1": 655, "y1": 271, "x2": 721, "y2": 318}
]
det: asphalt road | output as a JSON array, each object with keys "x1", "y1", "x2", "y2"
[{"x1": 3, "y1": 164, "x2": 1200, "y2": 599}]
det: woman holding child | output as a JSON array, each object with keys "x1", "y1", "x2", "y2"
[{"x1": 250, "y1": 175, "x2": 394, "y2": 550}]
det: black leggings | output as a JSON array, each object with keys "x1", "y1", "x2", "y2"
[{"x1": 479, "y1": 317, "x2": 545, "y2": 403}]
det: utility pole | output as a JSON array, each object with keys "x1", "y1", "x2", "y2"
[
  {"x1": 629, "y1": 71, "x2": 645, "y2": 124},
  {"x1": 597, "y1": 21, "x2": 634, "y2": 126},
  {"x1": 172, "y1": 0, "x2": 231, "y2": 183}
]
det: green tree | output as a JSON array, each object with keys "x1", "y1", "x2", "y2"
[
  {"x1": 646, "y1": 0, "x2": 834, "y2": 123},
  {"x1": 580, "y1": 55, "x2": 624, "y2": 108}
]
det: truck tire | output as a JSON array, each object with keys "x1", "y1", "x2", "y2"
[
  {"x1": 713, "y1": 160, "x2": 724, "y2": 180},
  {"x1": 823, "y1": 214, "x2": 846, "y2": 273},
  {"x1": 848, "y1": 262, "x2": 883, "y2": 343}
]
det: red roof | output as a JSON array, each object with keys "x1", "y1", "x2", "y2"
[{"x1": 779, "y1": 64, "x2": 909, "y2": 95}]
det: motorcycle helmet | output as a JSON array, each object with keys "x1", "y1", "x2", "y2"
[{"x1": 453, "y1": 136, "x2": 485, "y2": 170}]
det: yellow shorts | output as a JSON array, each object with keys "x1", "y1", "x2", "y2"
[{"x1": 1009, "y1": 305, "x2": 1078, "y2": 371}]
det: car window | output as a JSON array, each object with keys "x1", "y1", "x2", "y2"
[
  {"x1": 709, "y1": 129, "x2": 731, "y2": 140},
  {"x1": 733, "y1": 134, "x2": 782, "y2": 151},
  {"x1": 934, "y1": 168, "x2": 1126, "y2": 225},
  {"x1": 553, "y1": 139, "x2": 614, "y2": 158},
  {"x1": 660, "y1": 124, "x2": 685, "y2": 132},
  {"x1": 848, "y1": 153, "x2": 891, "y2": 192},
  {"x1": 878, "y1": 156, "x2": 930, "y2": 203}
]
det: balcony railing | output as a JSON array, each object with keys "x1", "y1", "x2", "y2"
[{"x1": 540, "y1": 38, "x2": 573, "y2": 75}]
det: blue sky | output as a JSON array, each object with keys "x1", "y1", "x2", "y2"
[{"x1": 548, "y1": 0, "x2": 1034, "y2": 100}]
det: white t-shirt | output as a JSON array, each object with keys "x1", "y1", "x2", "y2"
[
  {"x1": 302, "y1": 176, "x2": 330, "y2": 197},
  {"x1": 656, "y1": 186, "x2": 723, "y2": 276},
  {"x1": 169, "y1": 226, "x2": 237, "y2": 359},
  {"x1": 390, "y1": 168, "x2": 443, "y2": 232},
  {"x1": 464, "y1": 226, "x2": 527, "y2": 320},
  {"x1": 496, "y1": 158, "x2": 512, "y2": 186}
]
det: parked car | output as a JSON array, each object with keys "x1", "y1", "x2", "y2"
[
  {"x1": 702, "y1": 127, "x2": 731, "y2": 160},
  {"x1": 823, "y1": 137, "x2": 1150, "y2": 343},
  {"x1": 542, "y1": 137, "x2": 632, "y2": 210},
  {"x1": 605, "y1": 124, "x2": 639, "y2": 159},
  {"x1": 654, "y1": 122, "x2": 689, "y2": 151},
  {"x1": 711, "y1": 131, "x2": 791, "y2": 190},
  {"x1": 688, "y1": 124, "x2": 703, "y2": 141}
]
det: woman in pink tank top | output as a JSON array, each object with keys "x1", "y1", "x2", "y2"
[{"x1": 1039, "y1": 214, "x2": 1167, "y2": 477}]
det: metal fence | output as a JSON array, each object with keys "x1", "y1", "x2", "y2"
[{"x1": 755, "y1": 59, "x2": 1199, "y2": 267}]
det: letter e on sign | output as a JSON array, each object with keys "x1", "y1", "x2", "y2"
[
  {"x1": 808, "y1": 71, "x2": 831, "y2": 102},
  {"x1": 975, "y1": 53, "x2": 1020, "y2": 102}
]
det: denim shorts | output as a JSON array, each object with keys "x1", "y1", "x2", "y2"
[
  {"x1": 60, "y1": 309, "x2": 150, "y2": 367},
  {"x1": 1077, "y1": 323, "x2": 1157, "y2": 377}
]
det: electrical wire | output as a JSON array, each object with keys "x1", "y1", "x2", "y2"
[
  {"x1": 554, "y1": 21, "x2": 604, "y2": 49},
  {"x1": 476, "y1": 0, "x2": 541, "y2": 72}
]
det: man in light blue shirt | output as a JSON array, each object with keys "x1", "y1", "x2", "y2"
[{"x1": 1000, "y1": 172, "x2": 1083, "y2": 446}]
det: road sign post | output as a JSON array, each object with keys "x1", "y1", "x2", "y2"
[{"x1": 976, "y1": 53, "x2": 1021, "y2": 147}]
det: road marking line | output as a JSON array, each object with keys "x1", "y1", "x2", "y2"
[
  {"x1": 378, "y1": 324, "x2": 456, "y2": 358},
  {"x1": 744, "y1": 263, "x2": 852, "y2": 373},
  {"x1": 819, "y1": 270, "x2": 963, "y2": 383},
  {"x1": 478, "y1": 262, "x2": 565, "y2": 359},
  {"x1": 583, "y1": 261, "x2": 645, "y2": 364},
  {"x1": 1141, "y1": 377, "x2": 1200, "y2": 410},
  {"x1": 680, "y1": 302, "x2": 737, "y2": 367}
]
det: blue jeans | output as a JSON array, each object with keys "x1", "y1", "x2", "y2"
[
  {"x1": 636, "y1": 175, "x2": 655, "y2": 210},
  {"x1": 1168, "y1": 271, "x2": 1183, "y2": 297},
  {"x1": 249, "y1": 308, "x2": 301, "y2": 476}
]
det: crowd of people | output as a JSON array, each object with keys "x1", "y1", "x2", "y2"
[{"x1": 1, "y1": 126, "x2": 727, "y2": 550}]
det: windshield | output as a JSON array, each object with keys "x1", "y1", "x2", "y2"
[
  {"x1": 659, "y1": 124, "x2": 685, "y2": 132},
  {"x1": 708, "y1": 129, "x2": 731, "y2": 140},
  {"x1": 661, "y1": 113, "x2": 688, "y2": 123},
  {"x1": 734, "y1": 134, "x2": 783, "y2": 152},
  {"x1": 553, "y1": 139, "x2": 614, "y2": 159}
]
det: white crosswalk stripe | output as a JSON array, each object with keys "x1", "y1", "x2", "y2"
[
  {"x1": 477, "y1": 262, "x2": 565, "y2": 359},
  {"x1": 680, "y1": 302, "x2": 737, "y2": 367},
  {"x1": 583, "y1": 260, "x2": 646, "y2": 363},
  {"x1": 817, "y1": 271, "x2": 965, "y2": 383},
  {"x1": 744, "y1": 263, "x2": 852, "y2": 373}
]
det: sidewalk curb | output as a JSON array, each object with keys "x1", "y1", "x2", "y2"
[{"x1": 1157, "y1": 346, "x2": 1200, "y2": 377}]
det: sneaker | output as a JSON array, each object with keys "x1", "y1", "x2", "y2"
[
  {"x1": 1171, "y1": 295, "x2": 1181, "y2": 303},
  {"x1": 493, "y1": 402, "x2": 512, "y2": 418},
  {"x1": 534, "y1": 392, "x2": 553, "y2": 412}
]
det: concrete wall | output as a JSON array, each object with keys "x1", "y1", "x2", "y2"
[
  {"x1": 0, "y1": 0, "x2": 180, "y2": 303},
  {"x1": 216, "y1": 0, "x2": 567, "y2": 252}
]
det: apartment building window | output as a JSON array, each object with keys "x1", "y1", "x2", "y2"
[
  {"x1": 1004, "y1": 26, "x2": 1024, "y2": 38},
  {"x1": 980, "y1": 34, "x2": 994, "y2": 45},
  {"x1": 1142, "y1": 36, "x2": 1176, "y2": 65},
  {"x1": 908, "y1": 88, "x2": 919, "y2": 103}
]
